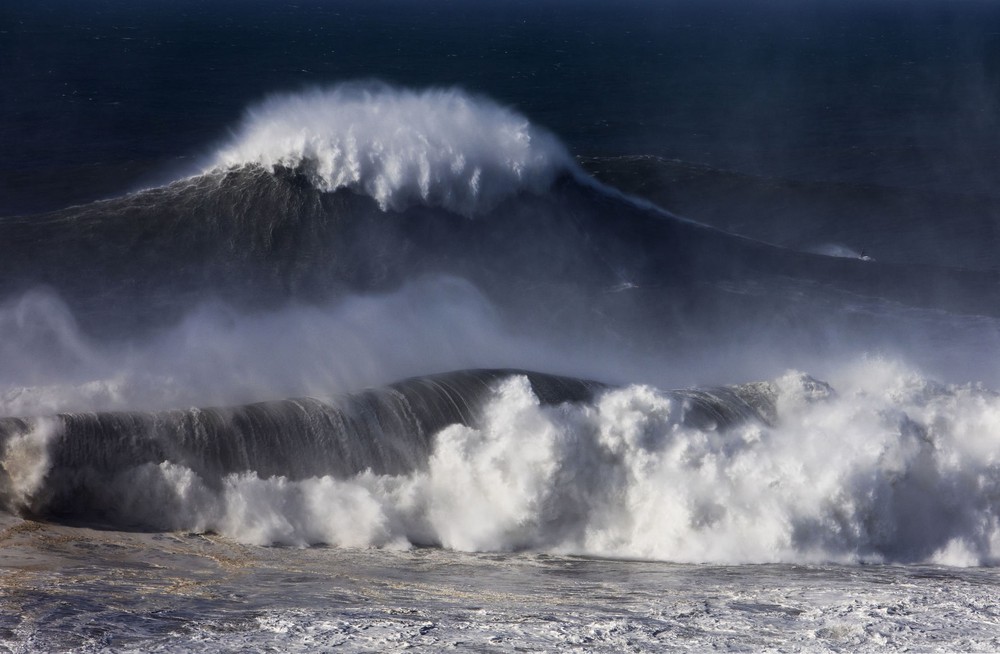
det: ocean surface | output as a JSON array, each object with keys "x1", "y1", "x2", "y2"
[{"x1": 3, "y1": 0, "x2": 1000, "y2": 651}]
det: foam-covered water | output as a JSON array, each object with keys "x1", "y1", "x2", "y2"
[{"x1": 4, "y1": 515, "x2": 1000, "y2": 653}]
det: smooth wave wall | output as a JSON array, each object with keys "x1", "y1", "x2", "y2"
[{"x1": 211, "y1": 83, "x2": 577, "y2": 216}]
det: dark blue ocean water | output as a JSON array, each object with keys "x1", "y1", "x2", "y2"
[{"x1": 4, "y1": 0, "x2": 1000, "y2": 215}]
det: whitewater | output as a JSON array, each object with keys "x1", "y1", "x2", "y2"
[
  {"x1": 5, "y1": 359, "x2": 1000, "y2": 566},
  {"x1": 211, "y1": 83, "x2": 576, "y2": 216},
  {"x1": 3, "y1": 51, "x2": 1000, "y2": 650}
]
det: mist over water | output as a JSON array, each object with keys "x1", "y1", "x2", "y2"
[{"x1": 0, "y1": 279, "x2": 538, "y2": 415}]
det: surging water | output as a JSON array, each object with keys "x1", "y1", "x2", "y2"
[{"x1": 5, "y1": 361, "x2": 998, "y2": 566}]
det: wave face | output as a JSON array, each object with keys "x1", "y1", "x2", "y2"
[
  {"x1": 0, "y1": 370, "x2": 605, "y2": 509},
  {"x1": 211, "y1": 83, "x2": 576, "y2": 216},
  {"x1": 4, "y1": 365, "x2": 999, "y2": 566},
  {"x1": 0, "y1": 369, "x2": 775, "y2": 547},
  {"x1": 4, "y1": 82, "x2": 1000, "y2": 351}
]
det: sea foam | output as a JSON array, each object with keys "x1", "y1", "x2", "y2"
[
  {"x1": 226, "y1": 362, "x2": 1000, "y2": 565},
  {"x1": 10, "y1": 360, "x2": 1000, "y2": 565},
  {"x1": 211, "y1": 83, "x2": 576, "y2": 216}
]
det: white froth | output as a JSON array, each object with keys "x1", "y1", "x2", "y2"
[
  {"x1": 211, "y1": 83, "x2": 576, "y2": 216},
  {"x1": 62, "y1": 359, "x2": 1000, "y2": 565},
  {"x1": 0, "y1": 418, "x2": 59, "y2": 514}
]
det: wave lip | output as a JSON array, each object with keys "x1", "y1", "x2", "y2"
[{"x1": 210, "y1": 82, "x2": 576, "y2": 216}]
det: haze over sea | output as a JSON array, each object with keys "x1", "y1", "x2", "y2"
[{"x1": 3, "y1": 1, "x2": 1000, "y2": 651}]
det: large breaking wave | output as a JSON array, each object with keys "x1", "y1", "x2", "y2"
[
  {"x1": 3, "y1": 82, "x2": 1000, "y2": 566},
  {"x1": 2, "y1": 364, "x2": 999, "y2": 565}
]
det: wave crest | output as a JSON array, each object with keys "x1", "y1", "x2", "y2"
[{"x1": 210, "y1": 82, "x2": 576, "y2": 216}]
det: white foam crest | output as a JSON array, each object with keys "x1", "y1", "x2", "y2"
[
  {"x1": 73, "y1": 360, "x2": 1000, "y2": 565},
  {"x1": 0, "y1": 418, "x2": 59, "y2": 514},
  {"x1": 211, "y1": 82, "x2": 576, "y2": 216}
]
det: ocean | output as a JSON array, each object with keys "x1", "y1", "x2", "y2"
[{"x1": 3, "y1": 0, "x2": 1000, "y2": 650}]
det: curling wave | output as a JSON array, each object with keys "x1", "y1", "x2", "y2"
[
  {"x1": 210, "y1": 83, "x2": 577, "y2": 216},
  {"x1": 0, "y1": 369, "x2": 772, "y2": 519}
]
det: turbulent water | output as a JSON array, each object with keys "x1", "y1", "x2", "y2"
[{"x1": 4, "y1": 0, "x2": 1000, "y2": 651}]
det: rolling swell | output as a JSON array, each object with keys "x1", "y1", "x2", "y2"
[
  {"x1": 4, "y1": 161, "x2": 1000, "y2": 345},
  {"x1": 1, "y1": 84, "x2": 999, "y2": 343},
  {"x1": 0, "y1": 163, "x2": 623, "y2": 335}
]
